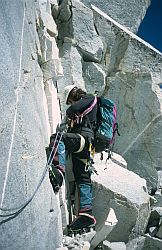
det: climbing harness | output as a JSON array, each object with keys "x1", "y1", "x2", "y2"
[
  {"x1": 0, "y1": 131, "x2": 63, "y2": 224},
  {"x1": 84, "y1": 159, "x2": 98, "y2": 175}
]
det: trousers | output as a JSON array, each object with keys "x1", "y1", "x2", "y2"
[{"x1": 62, "y1": 132, "x2": 93, "y2": 213}]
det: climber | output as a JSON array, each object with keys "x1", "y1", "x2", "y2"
[
  {"x1": 46, "y1": 133, "x2": 66, "y2": 193},
  {"x1": 58, "y1": 84, "x2": 97, "y2": 233}
]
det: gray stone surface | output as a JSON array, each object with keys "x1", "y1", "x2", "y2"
[
  {"x1": 0, "y1": 0, "x2": 62, "y2": 249},
  {"x1": 143, "y1": 234, "x2": 162, "y2": 250},
  {"x1": 1, "y1": 0, "x2": 159, "y2": 249},
  {"x1": 39, "y1": 0, "x2": 51, "y2": 14},
  {"x1": 92, "y1": 153, "x2": 150, "y2": 243},
  {"x1": 103, "y1": 240, "x2": 112, "y2": 249},
  {"x1": 156, "y1": 223, "x2": 162, "y2": 239},
  {"x1": 126, "y1": 236, "x2": 146, "y2": 250},
  {"x1": 90, "y1": 208, "x2": 118, "y2": 249},
  {"x1": 157, "y1": 171, "x2": 162, "y2": 190},
  {"x1": 56, "y1": 0, "x2": 103, "y2": 62},
  {"x1": 111, "y1": 153, "x2": 127, "y2": 169},
  {"x1": 41, "y1": 58, "x2": 63, "y2": 81},
  {"x1": 44, "y1": 80, "x2": 61, "y2": 133},
  {"x1": 82, "y1": 231, "x2": 96, "y2": 242},
  {"x1": 37, "y1": 9, "x2": 63, "y2": 81},
  {"x1": 82, "y1": 62, "x2": 106, "y2": 96},
  {"x1": 57, "y1": 39, "x2": 86, "y2": 116},
  {"x1": 92, "y1": 5, "x2": 162, "y2": 190},
  {"x1": 62, "y1": 234, "x2": 92, "y2": 249},
  {"x1": 40, "y1": 10, "x2": 58, "y2": 37},
  {"x1": 109, "y1": 242, "x2": 126, "y2": 250},
  {"x1": 81, "y1": 0, "x2": 151, "y2": 33}
]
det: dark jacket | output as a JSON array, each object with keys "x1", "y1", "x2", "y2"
[{"x1": 66, "y1": 94, "x2": 97, "y2": 141}]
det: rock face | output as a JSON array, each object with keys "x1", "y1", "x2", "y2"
[
  {"x1": 56, "y1": 0, "x2": 103, "y2": 62},
  {"x1": 1, "y1": 0, "x2": 162, "y2": 249},
  {"x1": 0, "y1": 0, "x2": 62, "y2": 249},
  {"x1": 81, "y1": 0, "x2": 151, "y2": 33},
  {"x1": 92, "y1": 5, "x2": 162, "y2": 190}
]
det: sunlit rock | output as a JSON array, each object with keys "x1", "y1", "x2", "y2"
[
  {"x1": 92, "y1": 5, "x2": 162, "y2": 189},
  {"x1": 92, "y1": 152, "x2": 150, "y2": 242}
]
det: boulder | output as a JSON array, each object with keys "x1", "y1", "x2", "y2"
[
  {"x1": 90, "y1": 208, "x2": 118, "y2": 249},
  {"x1": 92, "y1": 152, "x2": 150, "y2": 242}
]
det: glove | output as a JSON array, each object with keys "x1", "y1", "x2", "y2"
[{"x1": 56, "y1": 122, "x2": 67, "y2": 133}]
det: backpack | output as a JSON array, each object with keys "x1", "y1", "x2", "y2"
[
  {"x1": 75, "y1": 95, "x2": 120, "y2": 156},
  {"x1": 94, "y1": 97, "x2": 120, "y2": 154}
]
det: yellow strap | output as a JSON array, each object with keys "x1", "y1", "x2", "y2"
[
  {"x1": 89, "y1": 143, "x2": 92, "y2": 152},
  {"x1": 89, "y1": 143, "x2": 95, "y2": 158},
  {"x1": 70, "y1": 120, "x2": 74, "y2": 128}
]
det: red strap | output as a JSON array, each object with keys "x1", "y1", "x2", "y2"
[{"x1": 78, "y1": 96, "x2": 97, "y2": 118}]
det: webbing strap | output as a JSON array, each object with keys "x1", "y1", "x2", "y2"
[
  {"x1": 76, "y1": 96, "x2": 97, "y2": 121},
  {"x1": 74, "y1": 134, "x2": 85, "y2": 153}
]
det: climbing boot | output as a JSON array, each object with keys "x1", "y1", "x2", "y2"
[
  {"x1": 49, "y1": 164, "x2": 64, "y2": 193},
  {"x1": 67, "y1": 212, "x2": 96, "y2": 235}
]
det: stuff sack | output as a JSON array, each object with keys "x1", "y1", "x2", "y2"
[
  {"x1": 94, "y1": 97, "x2": 119, "y2": 153},
  {"x1": 49, "y1": 164, "x2": 63, "y2": 193},
  {"x1": 46, "y1": 133, "x2": 65, "y2": 193}
]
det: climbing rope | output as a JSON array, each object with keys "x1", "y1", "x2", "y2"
[
  {"x1": 0, "y1": 2, "x2": 26, "y2": 210},
  {"x1": 0, "y1": 132, "x2": 63, "y2": 224}
]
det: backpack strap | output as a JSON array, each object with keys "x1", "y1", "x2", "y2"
[{"x1": 105, "y1": 123, "x2": 120, "y2": 161}]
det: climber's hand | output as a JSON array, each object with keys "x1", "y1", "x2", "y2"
[{"x1": 56, "y1": 122, "x2": 67, "y2": 133}]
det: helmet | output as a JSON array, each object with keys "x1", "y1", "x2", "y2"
[{"x1": 63, "y1": 85, "x2": 77, "y2": 104}]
